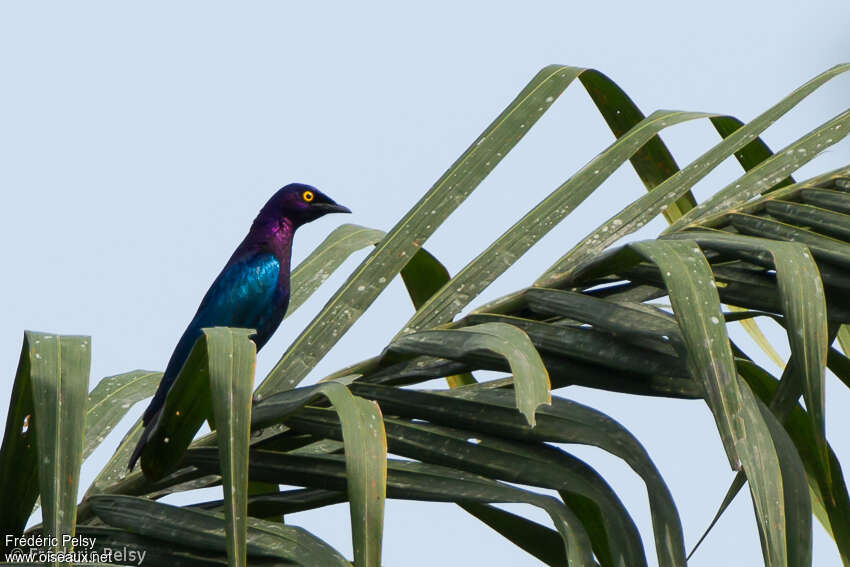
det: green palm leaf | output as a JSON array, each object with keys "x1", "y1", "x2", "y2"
[
  {"x1": 28, "y1": 332, "x2": 91, "y2": 555},
  {"x1": 388, "y1": 322, "x2": 550, "y2": 425}
]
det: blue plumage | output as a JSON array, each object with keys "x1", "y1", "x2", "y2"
[
  {"x1": 142, "y1": 254, "x2": 282, "y2": 425},
  {"x1": 129, "y1": 184, "x2": 349, "y2": 471}
]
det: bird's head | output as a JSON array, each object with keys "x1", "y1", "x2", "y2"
[{"x1": 260, "y1": 183, "x2": 351, "y2": 227}]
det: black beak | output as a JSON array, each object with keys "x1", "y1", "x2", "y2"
[{"x1": 313, "y1": 202, "x2": 351, "y2": 214}]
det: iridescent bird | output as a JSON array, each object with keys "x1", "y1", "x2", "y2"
[{"x1": 129, "y1": 184, "x2": 350, "y2": 470}]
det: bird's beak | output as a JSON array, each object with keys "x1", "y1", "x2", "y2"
[{"x1": 313, "y1": 202, "x2": 352, "y2": 214}]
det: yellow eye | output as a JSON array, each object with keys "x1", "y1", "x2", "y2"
[{"x1": 302, "y1": 190, "x2": 314, "y2": 202}]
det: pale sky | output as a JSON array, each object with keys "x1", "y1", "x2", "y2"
[{"x1": 1, "y1": 2, "x2": 849, "y2": 565}]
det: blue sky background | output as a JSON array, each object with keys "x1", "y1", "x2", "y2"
[{"x1": 1, "y1": 1, "x2": 849, "y2": 565}]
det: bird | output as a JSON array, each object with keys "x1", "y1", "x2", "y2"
[{"x1": 128, "y1": 183, "x2": 350, "y2": 471}]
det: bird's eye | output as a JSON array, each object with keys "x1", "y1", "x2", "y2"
[{"x1": 302, "y1": 190, "x2": 314, "y2": 202}]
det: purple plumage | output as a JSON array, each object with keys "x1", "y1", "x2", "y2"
[{"x1": 129, "y1": 183, "x2": 350, "y2": 471}]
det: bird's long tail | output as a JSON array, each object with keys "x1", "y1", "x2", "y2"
[
  {"x1": 128, "y1": 367, "x2": 174, "y2": 471},
  {"x1": 128, "y1": 410, "x2": 159, "y2": 471}
]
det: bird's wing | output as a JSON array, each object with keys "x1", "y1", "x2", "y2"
[
  {"x1": 194, "y1": 251, "x2": 282, "y2": 330},
  {"x1": 139, "y1": 253, "x2": 280, "y2": 425},
  {"x1": 130, "y1": 252, "x2": 281, "y2": 471}
]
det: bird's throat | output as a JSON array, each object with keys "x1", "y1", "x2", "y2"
[{"x1": 241, "y1": 215, "x2": 295, "y2": 265}]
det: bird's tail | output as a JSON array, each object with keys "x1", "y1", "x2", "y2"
[{"x1": 127, "y1": 410, "x2": 159, "y2": 471}]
